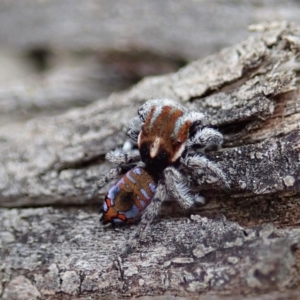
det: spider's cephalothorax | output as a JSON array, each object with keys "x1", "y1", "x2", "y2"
[
  {"x1": 137, "y1": 99, "x2": 204, "y2": 172},
  {"x1": 97, "y1": 99, "x2": 230, "y2": 250}
]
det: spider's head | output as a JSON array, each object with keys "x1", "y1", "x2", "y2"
[{"x1": 138, "y1": 104, "x2": 190, "y2": 171}]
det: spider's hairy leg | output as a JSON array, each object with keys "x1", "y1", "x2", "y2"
[
  {"x1": 105, "y1": 148, "x2": 140, "y2": 164},
  {"x1": 187, "y1": 127, "x2": 223, "y2": 150},
  {"x1": 90, "y1": 166, "x2": 124, "y2": 201},
  {"x1": 181, "y1": 155, "x2": 230, "y2": 189},
  {"x1": 123, "y1": 182, "x2": 167, "y2": 255},
  {"x1": 126, "y1": 116, "x2": 142, "y2": 143},
  {"x1": 179, "y1": 111, "x2": 205, "y2": 128},
  {"x1": 97, "y1": 166, "x2": 123, "y2": 191},
  {"x1": 164, "y1": 166, "x2": 205, "y2": 209}
]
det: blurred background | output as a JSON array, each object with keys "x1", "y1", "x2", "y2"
[{"x1": 1, "y1": 0, "x2": 300, "y2": 126}]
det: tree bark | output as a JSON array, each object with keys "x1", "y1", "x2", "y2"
[
  {"x1": 1, "y1": 22, "x2": 300, "y2": 299},
  {"x1": 0, "y1": 0, "x2": 291, "y2": 59}
]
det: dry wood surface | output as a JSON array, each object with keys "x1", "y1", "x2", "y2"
[{"x1": 2, "y1": 21, "x2": 300, "y2": 299}]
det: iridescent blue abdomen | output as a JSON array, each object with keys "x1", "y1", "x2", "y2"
[{"x1": 101, "y1": 166, "x2": 157, "y2": 224}]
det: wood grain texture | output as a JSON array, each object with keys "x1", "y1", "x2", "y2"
[
  {"x1": 2, "y1": 22, "x2": 300, "y2": 299},
  {"x1": 0, "y1": 22, "x2": 298, "y2": 207},
  {"x1": 0, "y1": 0, "x2": 300, "y2": 59},
  {"x1": 1, "y1": 208, "x2": 300, "y2": 299}
]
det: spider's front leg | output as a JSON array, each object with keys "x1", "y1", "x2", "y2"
[
  {"x1": 103, "y1": 114, "x2": 142, "y2": 166},
  {"x1": 93, "y1": 149, "x2": 140, "y2": 197},
  {"x1": 123, "y1": 182, "x2": 167, "y2": 255},
  {"x1": 90, "y1": 165, "x2": 125, "y2": 200},
  {"x1": 97, "y1": 166, "x2": 124, "y2": 190},
  {"x1": 123, "y1": 166, "x2": 204, "y2": 255},
  {"x1": 181, "y1": 155, "x2": 230, "y2": 189},
  {"x1": 105, "y1": 148, "x2": 140, "y2": 165},
  {"x1": 187, "y1": 127, "x2": 224, "y2": 151},
  {"x1": 164, "y1": 166, "x2": 205, "y2": 209}
]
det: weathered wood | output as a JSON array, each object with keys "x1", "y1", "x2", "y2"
[
  {"x1": 1, "y1": 208, "x2": 300, "y2": 299},
  {"x1": 0, "y1": 0, "x2": 275, "y2": 59},
  {"x1": 2, "y1": 22, "x2": 300, "y2": 299},
  {"x1": 0, "y1": 62, "x2": 117, "y2": 126},
  {"x1": 2, "y1": 0, "x2": 300, "y2": 126},
  {"x1": 1, "y1": 1, "x2": 300, "y2": 61},
  {"x1": 0, "y1": 53, "x2": 182, "y2": 125},
  {"x1": 0, "y1": 22, "x2": 298, "y2": 207}
]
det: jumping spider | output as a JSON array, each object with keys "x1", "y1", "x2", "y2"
[{"x1": 98, "y1": 99, "x2": 229, "y2": 250}]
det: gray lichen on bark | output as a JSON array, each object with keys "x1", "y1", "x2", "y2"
[{"x1": 2, "y1": 22, "x2": 300, "y2": 299}]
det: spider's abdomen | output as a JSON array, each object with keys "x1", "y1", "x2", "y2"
[
  {"x1": 100, "y1": 166, "x2": 157, "y2": 224},
  {"x1": 138, "y1": 104, "x2": 191, "y2": 171}
]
